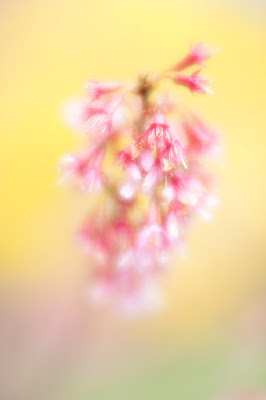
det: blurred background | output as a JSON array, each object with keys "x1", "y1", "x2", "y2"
[{"x1": 1, "y1": 0, "x2": 266, "y2": 399}]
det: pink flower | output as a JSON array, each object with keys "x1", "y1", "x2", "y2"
[
  {"x1": 175, "y1": 43, "x2": 213, "y2": 71},
  {"x1": 145, "y1": 122, "x2": 172, "y2": 151},
  {"x1": 58, "y1": 152, "x2": 88, "y2": 185},
  {"x1": 58, "y1": 150, "x2": 104, "y2": 192},
  {"x1": 161, "y1": 183, "x2": 175, "y2": 205},
  {"x1": 174, "y1": 69, "x2": 213, "y2": 95},
  {"x1": 62, "y1": 99, "x2": 111, "y2": 135},
  {"x1": 141, "y1": 162, "x2": 162, "y2": 193},
  {"x1": 59, "y1": 42, "x2": 221, "y2": 314},
  {"x1": 137, "y1": 223, "x2": 165, "y2": 250},
  {"x1": 85, "y1": 80, "x2": 122, "y2": 100},
  {"x1": 177, "y1": 177, "x2": 204, "y2": 207},
  {"x1": 131, "y1": 121, "x2": 172, "y2": 158},
  {"x1": 137, "y1": 203, "x2": 166, "y2": 250},
  {"x1": 160, "y1": 140, "x2": 187, "y2": 172},
  {"x1": 82, "y1": 106, "x2": 111, "y2": 135},
  {"x1": 139, "y1": 150, "x2": 155, "y2": 172},
  {"x1": 62, "y1": 99, "x2": 91, "y2": 129},
  {"x1": 63, "y1": 95, "x2": 129, "y2": 136},
  {"x1": 184, "y1": 116, "x2": 220, "y2": 156}
]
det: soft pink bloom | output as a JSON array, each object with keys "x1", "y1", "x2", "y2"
[
  {"x1": 174, "y1": 69, "x2": 213, "y2": 95},
  {"x1": 184, "y1": 116, "x2": 220, "y2": 156},
  {"x1": 59, "y1": 42, "x2": 221, "y2": 314},
  {"x1": 62, "y1": 99, "x2": 91, "y2": 129},
  {"x1": 175, "y1": 43, "x2": 213, "y2": 71},
  {"x1": 62, "y1": 98, "x2": 122, "y2": 136},
  {"x1": 82, "y1": 167, "x2": 103, "y2": 192},
  {"x1": 58, "y1": 150, "x2": 104, "y2": 192},
  {"x1": 160, "y1": 140, "x2": 187, "y2": 172},
  {"x1": 128, "y1": 163, "x2": 142, "y2": 181},
  {"x1": 82, "y1": 105, "x2": 111, "y2": 135},
  {"x1": 146, "y1": 122, "x2": 172, "y2": 151},
  {"x1": 139, "y1": 150, "x2": 155, "y2": 172},
  {"x1": 177, "y1": 177, "x2": 204, "y2": 207},
  {"x1": 137, "y1": 223, "x2": 165, "y2": 250},
  {"x1": 131, "y1": 122, "x2": 172, "y2": 158},
  {"x1": 85, "y1": 80, "x2": 122, "y2": 100},
  {"x1": 168, "y1": 198, "x2": 190, "y2": 227},
  {"x1": 161, "y1": 183, "x2": 175, "y2": 205},
  {"x1": 141, "y1": 162, "x2": 162, "y2": 193},
  {"x1": 137, "y1": 203, "x2": 166, "y2": 250}
]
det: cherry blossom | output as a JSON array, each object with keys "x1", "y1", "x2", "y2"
[{"x1": 59, "y1": 43, "x2": 221, "y2": 314}]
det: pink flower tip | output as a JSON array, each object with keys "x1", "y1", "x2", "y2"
[
  {"x1": 174, "y1": 70, "x2": 214, "y2": 95},
  {"x1": 175, "y1": 43, "x2": 215, "y2": 71},
  {"x1": 84, "y1": 80, "x2": 123, "y2": 100}
]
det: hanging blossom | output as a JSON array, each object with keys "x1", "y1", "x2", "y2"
[
  {"x1": 59, "y1": 43, "x2": 222, "y2": 315},
  {"x1": 174, "y1": 43, "x2": 215, "y2": 71}
]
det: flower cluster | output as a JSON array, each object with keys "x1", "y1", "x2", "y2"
[{"x1": 59, "y1": 43, "x2": 221, "y2": 315}]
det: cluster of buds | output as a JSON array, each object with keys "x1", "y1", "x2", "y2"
[{"x1": 59, "y1": 43, "x2": 221, "y2": 315}]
